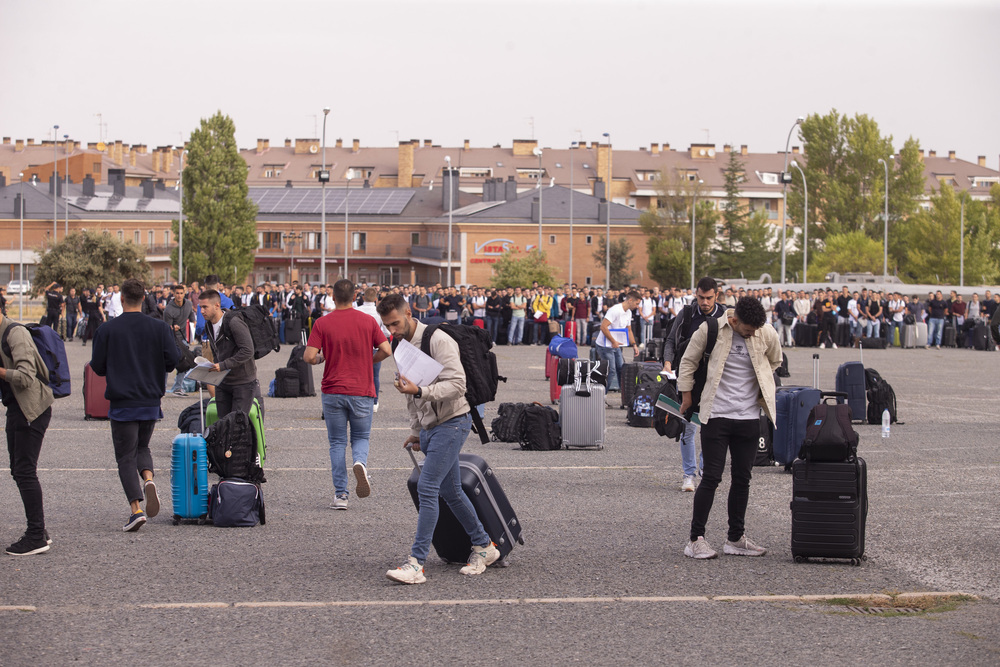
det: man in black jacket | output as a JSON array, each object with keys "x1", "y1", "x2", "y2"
[
  {"x1": 199, "y1": 289, "x2": 263, "y2": 419},
  {"x1": 91, "y1": 279, "x2": 179, "y2": 532}
]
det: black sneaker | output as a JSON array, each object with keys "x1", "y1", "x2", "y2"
[
  {"x1": 123, "y1": 511, "x2": 147, "y2": 532},
  {"x1": 5, "y1": 535, "x2": 50, "y2": 556}
]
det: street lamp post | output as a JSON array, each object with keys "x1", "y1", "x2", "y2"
[
  {"x1": 283, "y1": 231, "x2": 302, "y2": 281},
  {"x1": 344, "y1": 170, "x2": 352, "y2": 281},
  {"x1": 602, "y1": 132, "x2": 611, "y2": 288},
  {"x1": 877, "y1": 157, "x2": 889, "y2": 282},
  {"x1": 178, "y1": 150, "x2": 185, "y2": 284},
  {"x1": 444, "y1": 156, "x2": 453, "y2": 286},
  {"x1": 780, "y1": 116, "x2": 804, "y2": 285},
  {"x1": 569, "y1": 140, "x2": 578, "y2": 286},
  {"x1": 319, "y1": 107, "x2": 331, "y2": 285},
  {"x1": 790, "y1": 161, "x2": 808, "y2": 282},
  {"x1": 960, "y1": 192, "x2": 967, "y2": 288},
  {"x1": 691, "y1": 179, "x2": 703, "y2": 291},
  {"x1": 533, "y1": 148, "x2": 543, "y2": 252},
  {"x1": 63, "y1": 134, "x2": 69, "y2": 236},
  {"x1": 52, "y1": 124, "x2": 59, "y2": 241},
  {"x1": 18, "y1": 172, "x2": 24, "y2": 320}
]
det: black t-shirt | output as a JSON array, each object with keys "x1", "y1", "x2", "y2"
[
  {"x1": 836, "y1": 295, "x2": 850, "y2": 317},
  {"x1": 984, "y1": 299, "x2": 998, "y2": 319},
  {"x1": 929, "y1": 298, "x2": 947, "y2": 319},
  {"x1": 45, "y1": 290, "x2": 63, "y2": 313}
]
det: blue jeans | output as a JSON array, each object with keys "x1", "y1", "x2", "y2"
[
  {"x1": 928, "y1": 317, "x2": 944, "y2": 346},
  {"x1": 372, "y1": 360, "x2": 382, "y2": 403},
  {"x1": 411, "y1": 413, "x2": 489, "y2": 563},
  {"x1": 322, "y1": 393, "x2": 373, "y2": 497},
  {"x1": 485, "y1": 315, "x2": 501, "y2": 343},
  {"x1": 594, "y1": 345, "x2": 625, "y2": 391},
  {"x1": 865, "y1": 319, "x2": 881, "y2": 338},
  {"x1": 679, "y1": 421, "x2": 703, "y2": 478},
  {"x1": 509, "y1": 315, "x2": 525, "y2": 344}
]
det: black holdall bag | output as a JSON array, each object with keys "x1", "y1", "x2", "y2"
[
  {"x1": 800, "y1": 397, "x2": 859, "y2": 463},
  {"x1": 209, "y1": 478, "x2": 265, "y2": 527},
  {"x1": 518, "y1": 403, "x2": 561, "y2": 451},
  {"x1": 287, "y1": 345, "x2": 316, "y2": 397},
  {"x1": 490, "y1": 402, "x2": 528, "y2": 443},
  {"x1": 556, "y1": 358, "x2": 609, "y2": 396}
]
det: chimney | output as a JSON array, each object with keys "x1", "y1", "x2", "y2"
[
  {"x1": 442, "y1": 168, "x2": 459, "y2": 211},
  {"x1": 352, "y1": 138, "x2": 360, "y2": 152},
  {"x1": 136, "y1": 144, "x2": 147, "y2": 154},
  {"x1": 114, "y1": 140, "x2": 124, "y2": 165},
  {"x1": 335, "y1": 138, "x2": 343, "y2": 148},
  {"x1": 594, "y1": 178, "x2": 606, "y2": 200},
  {"x1": 463, "y1": 139, "x2": 470, "y2": 151},
  {"x1": 152, "y1": 151, "x2": 162, "y2": 173},
  {"x1": 13, "y1": 193, "x2": 23, "y2": 216},
  {"x1": 285, "y1": 180, "x2": 293, "y2": 188},
  {"x1": 531, "y1": 197, "x2": 540, "y2": 223},
  {"x1": 929, "y1": 150, "x2": 936, "y2": 157},
  {"x1": 49, "y1": 173, "x2": 62, "y2": 196},
  {"x1": 978, "y1": 155, "x2": 986, "y2": 167},
  {"x1": 590, "y1": 141, "x2": 598, "y2": 149},
  {"x1": 82, "y1": 175, "x2": 95, "y2": 197},
  {"x1": 0, "y1": 173, "x2": 5, "y2": 188},
  {"x1": 596, "y1": 143, "x2": 612, "y2": 196},
  {"x1": 363, "y1": 179, "x2": 370, "y2": 188},
  {"x1": 109, "y1": 169, "x2": 125, "y2": 197},
  {"x1": 792, "y1": 146, "x2": 800, "y2": 154},
  {"x1": 15, "y1": 139, "x2": 24, "y2": 152},
  {"x1": 663, "y1": 143, "x2": 670, "y2": 152},
  {"x1": 918, "y1": 149, "x2": 924, "y2": 160},
  {"x1": 598, "y1": 198, "x2": 610, "y2": 225},
  {"x1": 129, "y1": 148, "x2": 137, "y2": 167},
  {"x1": 482, "y1": 178, "x2": 492, "y2": 202},
  {"x1": 948, "y1": 150, "x2": 956, "y2": 161},
  {"x1": 504, "y1": 175, "x2": 517, "y2": 201},
  {"x1": 740, "y1": 145, "x2": 748, "y2": 156},
  {"x1": 423, "y1": 139, "x2": 432, "y2": 148},
  {"x1": 256, "y1": 138, "x2": 267, "y2": 154},
  {"x1": 284, "y1": 139, "x2": 292, "y2": 148},
  {"x1": 398, "y1": 140, "x2": 415, "y2": 188},
  {"x1": 27, "y1": 138, "x2": 34, "y2": 145},
  {"x1": 723, "y1": 144, "x2": 732, "y2": 154},
  {"x1": 2, "y1": 137, "x2": 9, "y2": 145},
  {"x1": 163, "y1": 148, "x2": 174, "y2": 173},
  {"x1": 142, "y1": 180, "x2": 155, "y2": 198},
  {"x1": 651, "y1": 143, "x2": 659, "y2": 154},
  {"x1": 512, "y1": 139, "x2": 538, "y2": 156}
]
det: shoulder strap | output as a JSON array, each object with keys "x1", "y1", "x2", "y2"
[
  {"x1": 1, "y1": 321, "x2": 21, "y2": 360},
  {"x1": 420, "y1": 323, "x2": 440, "y2": 357},
  {"x1": 705, "y1": 314, "x2": 719, "y2": 357}
]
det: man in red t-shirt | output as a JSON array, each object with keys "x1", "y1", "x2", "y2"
[{"x1": 304, "y1": 279, "x2": 392, "y2": 510}]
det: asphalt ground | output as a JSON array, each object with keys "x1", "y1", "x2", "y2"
[{"x1": 1, "y1": 335, "x2": 999, "y2": 665}]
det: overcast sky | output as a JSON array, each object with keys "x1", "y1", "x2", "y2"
[{"x1": 2, "y1": 0, "x2": 997, "y2": 166}]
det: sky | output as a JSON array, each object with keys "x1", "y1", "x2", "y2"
[{"x1": 2, "y1": 0, "x2": 998, "y2": 166}]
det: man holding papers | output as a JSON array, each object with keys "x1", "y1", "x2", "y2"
[
  {"x1": 376, "y1": 293, "x2": 500, "y2": 585},
  {"x1": 594, "y1": 290, "x2": 641, "y2": 392},
  {"x1": 304, "y1": 280, "x2": 392, "y2": 510}
]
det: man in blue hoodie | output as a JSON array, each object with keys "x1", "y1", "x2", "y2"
[{"x1": 92, "y1": 279, "x2": 179, "y2": 532}]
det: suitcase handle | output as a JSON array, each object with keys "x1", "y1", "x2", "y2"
[
  {"x1": 820, "y1": 390, "x2": 848, "y2": 405},
  {"x1": 405, "y1": 443, "x2": 420, "y2": 470}
]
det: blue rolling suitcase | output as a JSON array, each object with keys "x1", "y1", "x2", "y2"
[
  {"x1": 171, "y1": 433, "x2": 210, "y2": 524},
  {"x1": 835, "y1": 361, "x2": 866, "y2": 422},
  {"x1": 773, "y1": 386, "x2": 822, "y2": 468}
]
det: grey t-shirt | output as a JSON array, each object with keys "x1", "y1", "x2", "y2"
[{"x1": 710, "y1": 331, "x2": 760, "y2": 420}]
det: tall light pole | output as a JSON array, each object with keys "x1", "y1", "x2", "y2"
[
  {"x1": 691, "y1": 179, "x2": 703, "y2": 291},
  {"x1": 344, "y1": 170, "x2": 352, "y2": 281},
  {"x1": 63, "y1": 134, "x2": 69, "y2": 236},
  {"x1": 960, "y1": 192, "x2": 967, "y2": 288},
  {"x1": 602, "y1": 132, "x2": 611, "y2": 288},
  {"x1": 877, "y1": 157, "x2": 890, "y2": 282},
  {"x1": 319, "y1": 107, "x2": 331, "y2": 285},
  {"x1": 444, "y1": 155, "x2": 453, "y2": 286},
  {"x1": 178, "y1": 150, "x2": 185, "y2": 284},
  {"x1": 791, "y1": 160, "x2": 808, "y2": 283},
  {"x1": 780, "y1": 116, "x2": 804, "y2": 285},
  {"x1": 52, "y1": 124, "x2": 59, "y2": 241},
  {"x1": 18, "y1": 172, "x2": 24, "y2": 320},
  {"x1": 569, "y1": 140, "x2": 578, "y2": 286},
  {"x1": 533, "y1": 147, "x2": 543, "y2": 253}
]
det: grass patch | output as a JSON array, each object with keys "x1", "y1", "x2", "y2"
[{"x1": 818, "y1": 593, "x2": 977, "y2": 618}]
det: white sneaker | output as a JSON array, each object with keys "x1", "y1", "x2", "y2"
[
  {"x1": 832, "y1": 343, "x2": 838, "y2": 349},
  {"x1": 353, "y1": 462, "x2": 371, "y2": 498},
  {"x1": 684, "y1": 536, "x2": 717, "y2": 559},
  {"x1": 819, "y1": 343, "x2": 825, "y2": 349},
  {"x1": 372, "y1": 402, "x2": 379, "y2": 413},
  {"x1": 681, "y1": 476, "x2": 696, "y2": 492},
  {"x1": 330, "y1": 495, "x2": 348, "y2": 510},
  {"x1": 143, "y1": 480, "x2": 160, "y2": 518},
  {"x1": 386, "y1": 556, "x2": 426, "y2": 585},
  {"x1": 459, "y1": 542, "x2": 501, "y2": 575},
  {"x1": 723, "y1": 534, "x2": 767, "y2": 556}
]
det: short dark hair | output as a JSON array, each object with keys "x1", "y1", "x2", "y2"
[
  {"x1": 734, "y1": 296, "x2": 766, "y2": 328},
  {"x1": 198, "y1": 289, "x2": 221, "y2": 304},
  {"x1": 696, "y1": 277, "x2": 717, "y2": 293},
  {"x1": 333, "y1": 279, "x2": 355, "y2": 305},
  {"x1": 626, "y1": 290, "x2": 641, "y2": 301},
  {"x1": 121, "y1": 278, "x2": 145, "y2": 306},
  {"x1": 204, "y1": 274, "x2": 220, "y2": 287},
  {"x1": 376, "y1": 292, "x2": 408, "y2": 317}
]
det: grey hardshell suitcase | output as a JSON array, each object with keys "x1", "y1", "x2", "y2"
[
  {"x1": 560, "y1": 384, "x2": 606, "y2": 449},
  {"x1": 900, "y1": 324, "x2": 917, "y2": 349}
]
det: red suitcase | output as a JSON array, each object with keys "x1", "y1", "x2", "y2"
[
  {"x1": 545, "y1": 348, "x2": 557, "y2": 379},
  {"x1": 563, "y1": 320, "x2": 577, "y2": 342},
  {"x1": 84, "y1": 362, "x2": 110, "y2": 420},
  {"x1": 473, "y1": 318, "x2": 485, "y2": 329},
  {"x1": 549, "y1": 367, "x2": 562, "y2": 404}
]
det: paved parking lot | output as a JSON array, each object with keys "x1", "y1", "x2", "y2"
[{"x1": 1, "y1": 338, "x2": 998, "y2": 664}]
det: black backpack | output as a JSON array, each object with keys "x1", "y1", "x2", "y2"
[
  {"x1": 652, "y1": 382, "x2": 686, "y2": 441},
  {"x1": 287, "y1": 345, "x2": 315, "y2": 397},
  {"x1": 518, "y1": 404, "x2": 561, "y2": 451},
  {"x1": 274, "y1": 367, "x2": 300, "y2": 398},
  {"x1": 801, "y1": 398, "x2": 859, "y2": 462},
  {"x1": 222, "y1": 305, "x2": 280, "y2": 360},
  {"x1": 864, "y1": 367, "x2": 897, "y2": 425},
  {"x1": 177, "y1": 398, "x2": 212, "y2": 434},
  {"x1": 491, "y1": 402, "x2": 528, "y2": 443},
  {"x1": 684, "y1": 317, "x2": 719, "y2": 420},
  {"x1": 628, "y1": 378, "x2": 666, "y2": 428},
  {"x1": 421, "y1": 323, "x2": 507, "y2": 443},
  {"x1": 206, "y1": 411, "x2": 265, "y2": 483}
]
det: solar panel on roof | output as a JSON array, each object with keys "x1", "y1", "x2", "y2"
[{"x1": 250, "y1": 188, "x2": 414, "y2": 215}]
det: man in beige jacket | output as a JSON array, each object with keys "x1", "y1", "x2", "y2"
[
  {"x1": 0, "y1": 313, "x2": 55, "y2": 555},
  {"x1": 678, "y1": 297, "x2": 782, "y2": 560}
]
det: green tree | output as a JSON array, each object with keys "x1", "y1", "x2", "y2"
[
  {"x1": 592, "y1": 236, "x2": 636, "y2": 289},
  {"x1": 489, "y1": 249, "x2": 556, "y2": 288},
  {"x1": 32, "y1": 230, "x2": 152, "y2": 295},
  {"x1": 713, "y1": 151, "x2": 777, "y2": 280},
  {"x1": 731, "y1": 210, "x2": 777, "y2": 280},
  {"x1": 172, "y1": 111, "x2": 258, "y2": 284},
  {"x1": 807, "y1": 230, "x2": 885, "y2": 279}
]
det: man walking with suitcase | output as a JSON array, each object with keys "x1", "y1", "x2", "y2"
[
  {"x1": 678, "y1": 296, "x2": 782, "y2": 559},
  {"x1": 377, "y1": 293, "x2": 500, "y2": 584},
  {"x1": 91, "y1": 279, "x2": 179, "y2": 532}
]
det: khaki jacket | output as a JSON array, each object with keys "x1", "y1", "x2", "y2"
[
  {"x1": 677, "y1": 309, "x2": 782, "y2": 425},
  {"x1": 405, "y1": 320, "x2": 470, "y2": 437},
  {"x1": 0, "y1": 318, "x2": 55, "y2": 422}
]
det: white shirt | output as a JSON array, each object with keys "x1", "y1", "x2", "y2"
[
  {"x1": 321, "y1": 295, "x2": 335, "y2": 313},
  {"x1": 107, "y1": 291, "x2": 123, "y2": 317},
  {"x1": 848, "y1": 298, "x2": 859, "y2": 319},
  {"x1": 596, "y1": 303, "x2": 633, "y2": 348},
  {"x1": 669, "y1": 296, "x2": 685, "y2": 317},
  {"x1": 639, "y1": 297, "x2": 655, "y2": 320},
  {"x1": 357, "y1": 301, "x2": 390, "y2": 337},
  {"x1": 472, "y1": 295, "x2": 487, "y2": 318},
  {"x1": 889, "y1": 299, "x2": 905, "y2": 322}
]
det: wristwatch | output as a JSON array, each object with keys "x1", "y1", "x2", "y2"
[{"x1": 415, "y1": 387, "x2": 423, "y2": 399}]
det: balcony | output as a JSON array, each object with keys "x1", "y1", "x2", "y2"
[{"x1": 410, "y1": 245, "x2": 460, "y2": 261}]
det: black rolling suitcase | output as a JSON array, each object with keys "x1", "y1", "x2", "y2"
[
  {"x1": 621, "y1": 361, "x2": 661, "y2": 409},
  {"x1": 973, "y1": 323, "x2": 992, "y2": 350},
  {"x1": 795, "y1": 322, "x2": 817, "y2": 347},
  {"x1": 790, "y1": 457, "x2": 867, "y2": 566},
  {"x1": 835, "y1": 322, "x2": 851, "y2": 348},
  {"x1": 287, "y1": 345, "x2": 315, "y2": 397},
  {"x1": 942, "y1": 323, "x2": 957, "y2": 348},
  {"x1": 407, "y1": 448, "x2": 524, "y2": 566}
]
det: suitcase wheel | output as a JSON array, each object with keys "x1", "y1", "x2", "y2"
[
  {"x1": 495, "y1": 557, "x2": 511, "y2": 568},
  {"x1": 794, "y1": 555, "x2": 807, "y2": 564},
  {"x1": 172, "y1": 515, "x2": 180, "y2": 526}
]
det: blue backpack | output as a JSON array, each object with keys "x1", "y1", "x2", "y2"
[{"x1": 2, "y1": 323, "x2": 71, "y2": 398}]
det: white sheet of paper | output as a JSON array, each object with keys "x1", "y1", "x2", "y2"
[{"x1": 393, "y1": 338, "x2": 444, "y2": 386}]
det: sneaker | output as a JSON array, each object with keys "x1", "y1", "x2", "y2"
[
  {"x1": 173, "y1": 389, "x2": 188, "y2": 397},
  {"x1": 459, "y1": 542, "x2": 501, "y2": 575},
  {"x1": 353, "y1": 462, "x2": 371, "y2": 499},
  {"x1": 386, "y1": 556, "x2": 426, "y2": 585},
  {"x1": 819, "y1": 343, "x2": 825, "y2": 349},
  {"x1": 144, "y1": 479, "x2": 160, "y2": 518},
  {"x1": 832, "y1": 343, "x2": 838, "y2": 349},
  {"x1": 44, "y1": 529, "x2": 52, "y2": 545},
  {"x1": 723, "y1": 534, "x2": 768, "y2": 556},
  {"x1": 330, "y1": 495, "x2": 348, "y2": 510},
  {"x1": 935, "y1": 345, "x2": 941, "y2": 349},
  {"x1": 123, "y1": 511, "x2": 147, "y2": 532},
  {"x1": 5, "y1": 535, "x2": 50, "y2": 556},
  {"x1": 684, "y1": 536, "x2": 718, "y2": 559},
  {"x1": 681, "y1": 476, "x2": 696, "y2": 492},
  {"x1": 372, "y1": 402, "x2": 379, "y2": 413}
]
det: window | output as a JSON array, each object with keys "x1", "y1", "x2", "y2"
[
  {"x1": 117, "y1": 230, "x2": 123, "y2": 241},
  {"x1": 459, "y1": 167, "x2": 492, "y2": 178},
  {"x1": 148, "y1": 230, "x2": 154, "y2": 247},
  {"x1": 134, "y1": 230, "x2": 140, "y2": 244},
  {"x1": 549, "y1": 235, "x2": 556, "y2": 245},
  {"x1": 164, "y1": 230, "x2": 171, "y2": 245},
  {"x1": 93, "y1": 162, "x2": 101, "y2": 174},
  {"x1": 585, "y1": 276, "x2": 592, "y2": 285},
  {"x1": 585, "y1": 235, "x2": 593, "y2": 245},
  {"x1": 263, "y1": 164, "x2": 283, "y2": 178},
  {"x1": 304, "y1": 232, "x2": 319, "y2": 250},
  {"x1": 516, "y1": 168, "x2": 544, "y2": 180},
  {"x1": 758, "y1": 171, "x2": 779, "y2": 185},
  {"x1": 411, "y1": 232, "x2": 420, "y2": 245},
  {"x1": 352, "y1": 232, "x2": 366, "y2": 252},
  {"x1": 349, "y1": 167, "x2": 373, "y2": 179},
  {"x1": 259, "y1": 232, "x2": 281, "y2": 249},
  {"x1": 637, "y1": 170, "x2": 659, "y2": 182}
]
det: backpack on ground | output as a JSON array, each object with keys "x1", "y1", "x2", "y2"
[
  {"x1": 177, "y1": 398, "x2": 212, "y2": 434},
  {"x1": 205, "y1": 411, "x2": 265, "y2": 483},
  {"x1": 864, "y1": 367, "x2": 897, "y2": 425},
  {"x1": 491, "y1": 402, "x2": 528, "y2": 443},
  {"x1": 273, "y1": 366, "x2": 300, "y2": 398},
  {"x1": 222, "y1": 305, "x2": 281, "y2": 360},
  {"x1": 518, "y1": 403, "x2": 561, "y2": 451},
  {"x1": 1, "y1": 322, "x2": 70, "y2": 398},
  {"x1": 421, "y1": 323, "x2": 507, "y2": 444},
  {"x1": 801, "y1": 398, "x2": 859, "y2": 462},
  {"x1": 209, "y1": 478, "x2": 265, "y2": 527}
]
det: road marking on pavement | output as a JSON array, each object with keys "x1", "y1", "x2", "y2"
[
  {"x1": 29, "y1": 465, "x2": 654, "y2": 473},
  {"x1": 0, "y1": 605, "x2": 36, "y2": 611}
]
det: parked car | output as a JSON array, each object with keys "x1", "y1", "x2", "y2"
[{"x1": 6, "y1": 280, "x2": 31, "y2": 295}]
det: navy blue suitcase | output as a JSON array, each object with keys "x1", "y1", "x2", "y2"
[
  {"x1": 835, "y1": 361, "x2": 866, "y2": 422},
  {"x1": 773, "y1": 386, "x2": 822, "y2": 468},
  {"x1": 171, "y1": 433, "x2": 210, "y2": 524}
]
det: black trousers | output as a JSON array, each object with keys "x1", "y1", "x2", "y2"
[
  {"x1": 6, "y1": 403, "x2": 52, "y2": 539},
  {"x1": 111, "y1": 420, "x2": 156, "y2": 503},
  {"x1": 215, "y1": 380, "x2": 263, "y2": 421},
  {"x1": 690, "y1": 416, "x2": 758, "y2": 543}
]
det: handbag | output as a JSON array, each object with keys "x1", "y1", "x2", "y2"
[{"x1": 781, "y1": 313, "x2": 795, "y2": 326}]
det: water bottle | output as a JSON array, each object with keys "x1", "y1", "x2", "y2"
[{"x1": 881, "y1": 408, "x2": 891, "y2": 439}]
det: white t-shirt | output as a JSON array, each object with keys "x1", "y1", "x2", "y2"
[
  {"x1": 889, "y1": 299, "x2": 905, "y2": 322},
  {"x1": 848, "y1": 298, "x2": 859, "y2": 319},
  {"x1": 710, "y1": 332, "x2": 760, "y2": 420},
  {"x1": 472, "y1": 295, "x2": 487, "y2": 318},
  {"x1": 321, "y1": 295, "x2": 335, "y2": 313},
  {"x1": 639, "y1": 297, "x2": 655, "y2": 320},
  {"x1": 596, "y1": 303, "x2": 633, "y2": 348}
]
